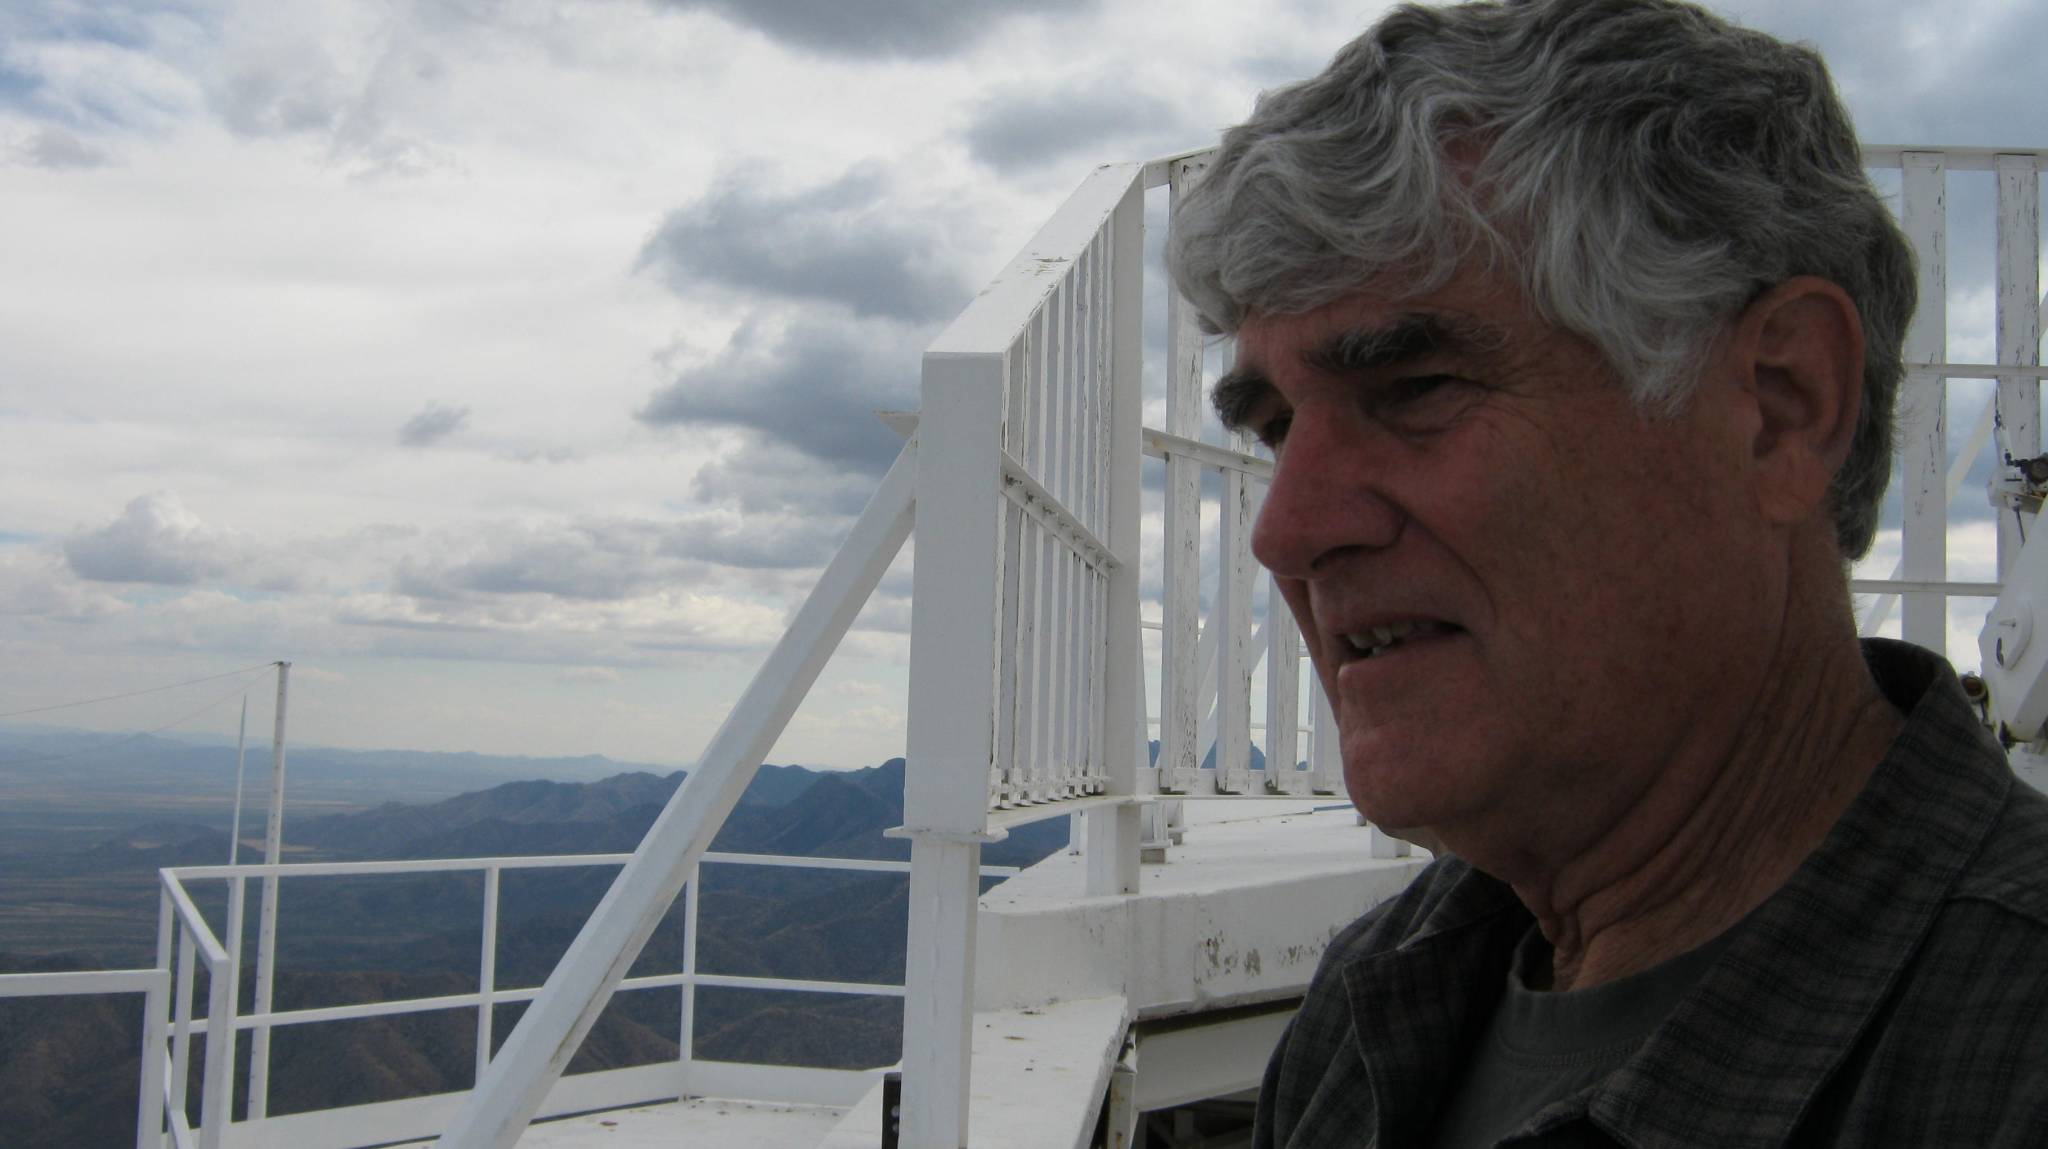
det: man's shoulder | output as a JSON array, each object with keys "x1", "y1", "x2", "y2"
[{"x1": 1946, "y1": 775, "x2": 2048, "y2": 928}]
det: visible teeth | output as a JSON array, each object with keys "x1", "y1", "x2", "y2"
[{"x1": 1345, "y1": 620, "x2": 1441, "y2": 659}]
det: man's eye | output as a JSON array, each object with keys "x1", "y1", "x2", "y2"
[{"x1": 1387, "y1": 374, "x2": 1458, "y2": 403}]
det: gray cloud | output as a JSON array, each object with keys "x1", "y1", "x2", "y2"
[
  {"x1": 652, "y1": 0, "x2": 1094, "y2": 59},
  {"x1": 965, "y1": 81, "x2": 1201, "y2": 175},
  {"x1": 214, "y1": 52, "x2": 347, "y2": 137},
  {"x1": 398, "y1": 401, "x2": 472, "y2": 447},
  {"x1": 690, "y1": 438, "x2": 891, "y2": 517},
  {"x1": 8, "y1": 126, "x2": 116, "y2": 170},
  {"x1": 395, "y1": 508, "x2": 856, "y2": 605},
  {"x1": 639, "y1": 314, "x2": 922, "y2": 473},
  {"x1": 637, "y1": 164, "x2": 969, "y2": 323},
  {"x1": 64, "y1": 491, "x2": 235, "y2": 585},
  {"x1": 397, "y1": 521, "x2": 670, "y2": 601}
]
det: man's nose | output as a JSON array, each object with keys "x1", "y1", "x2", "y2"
[{"x1": 1251, "y1": 409, "x2": 1404, "y2": 578}]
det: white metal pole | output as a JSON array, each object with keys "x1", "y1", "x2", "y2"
[
  {"x1": 1160, "y1": 157, "x2": 1207, "y2": 796},
  {"x1": 136, "y1": 889, "x2": 173, "y2": 1149},
  {"x1": 679, "y1": 865, "x2": 699, "y2": 1094},
  {"x1": 1996, "y1": 153, "x2": 2042, "y2": 579},
  {"x1": 1899, "y1": 152, "x2": 1948, "y2": 652},
  {"x1": 900, "y1": 343, "x2": 1008, "y2": 1149},
  {"x1": 227, "y1": 696, "x2": 248, "y2": 866},
  {"x1": 1086, "y1": 177, "x2": 1146, "y2": 897},
  {"x1": 249, "y1": 661, "x2": 289, "y2": 1121},
  {"x1": 1216, "y1": 462, "x2": 1256, "y2": 793},
  {"x1": 171, "y1": 931, "x2": 197, "y2": 1126},
  {"x1": 1266, "y1": 582, "x2": 1301, "y2": 793},
  {"x1": 197, "y1": 942, "x2": 236, "y2": 1149}
]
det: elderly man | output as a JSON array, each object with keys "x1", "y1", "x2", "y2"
[{"x1": 1168, "y1": 0, "x2": 2048, "y2": 1145}]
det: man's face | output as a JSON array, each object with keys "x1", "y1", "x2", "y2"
[{"x1": 1223, "y1": 264, "x2": 1777, "y2": 854}]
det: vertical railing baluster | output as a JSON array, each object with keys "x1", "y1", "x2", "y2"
[
  {"x1": 171, "y1": 930, "x2": 196, "y2": 1129},
  {"x1": 1266, "y1": 579, "x2": 1301, "y2": 794},
  {"x1": 1899, "y1": 152, "x2": 1948, "y2": 651},
  {"x1": 1010, "y1": 317, "x2": 1044, "y2": 805},
  {"x1": 1053, "y1": 275, "x2": 1079, "y2": 797},
  {"x1": 1034, "y1": 334, "x2": 1061, "y2": 804},
  {"x1": 679, "y1": 865, "x2": 698, "y2": 1094},
  {"x1": 476, "y1": 866, "x2": 500, "y2": 1086},
  {"x1": 1310, "y1": 677, "x2": 1342, "y2": 796},
  {"x1": 995, "y1": 342, "x2": 1029, "y2": 807},
  {"x1": 1996, "y1": 153, "x2": 2042, "y2": 580},
  {"x1": 197, "y1": 939, "x2": 236, "y2": 1149},
  {"x1": 1161, "y1": 157, "x2": 1208, "y2": 795},
  {"x1": 1215, "y1": 432, "x2": 1256, "y2": 793},
  {"x1": 1086, "y1": 178, "x2": 1147, "y2": 895},
  {"x1": 138, "y1": 888, "x2": 173, "y2": 1149},
  {"x1": 210, "y1": 875, "x2": 246, "y2": 1137}
]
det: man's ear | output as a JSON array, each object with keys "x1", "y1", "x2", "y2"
[{"x1": 1729, "y1": 276, "x2": 1866, "y2": 527}]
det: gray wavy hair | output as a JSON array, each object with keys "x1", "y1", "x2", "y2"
[{"x1": 1167, "y1": 0, "x2": 1914, "y2": 559}]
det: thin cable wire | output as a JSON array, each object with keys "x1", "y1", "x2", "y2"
[
  {"x1": 0, "y1": 671, "x2": 274, "y2": 768},
  {"x1": 0, "y1": 661, "x2": 278, "y2": 719}
]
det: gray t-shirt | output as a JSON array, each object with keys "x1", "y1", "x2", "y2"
[{"x1": 1426, "y1": 922, "x2": 1743, "y2": 1148}]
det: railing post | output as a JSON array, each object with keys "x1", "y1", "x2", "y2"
[
  {"x1": 475, "y1": 866, "x2": 499, "y2": 1086},
  {"x1": 137, "y1": 886, "x2": 173, "y2": 1149},
  {"x1": 1086, "y1": 175, "x2": 1146, "y2": 896},
  {"x1": 1160, "y1": 156, "x2": 1208, "y2": 795},
  {"x1": 170, "y1": 930, "x2": 197, "y2": 1126},
  {"x1": 198, "y1": 942, "x2": 237, "y2": 1149},
  {"x1": 1215, "y1": 461, "x2": 1256, "y2": 793},
  {"x1": 1265, "y1": 582, "x2": 1302, "y2": 794},
  {"x1": 1899, "y1": 153, "x2": 1948, "y2": 652},
  {"x1": 1996, "y1": 152, "x2": 2041, "y2": 579},
  {"x1": 900, "y1": 338, "x2": 1008, "y2": 1148},
  {"x1": 1310, "y1": 680, "x2": 1343, "y2": 796},
  {"x1": 678, "y1": 863, "x2": 699, "y2": 1095}
]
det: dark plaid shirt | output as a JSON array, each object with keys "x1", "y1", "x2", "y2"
[{"x1": 1256, "y1": 639, "x2": 2048, "y2": 1147}]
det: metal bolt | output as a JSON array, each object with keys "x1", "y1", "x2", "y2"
[{"x1": 1961, "y1": 672, "x2": 1987, "y2": 701}]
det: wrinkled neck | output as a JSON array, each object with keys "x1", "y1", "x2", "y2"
[{"x1": 1508, "y1": 568, "x2": 1902, "y2": 991}]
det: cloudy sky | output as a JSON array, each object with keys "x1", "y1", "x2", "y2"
[{"x1": 3, "y1": 0, "x2": 2045, "y2": 771}]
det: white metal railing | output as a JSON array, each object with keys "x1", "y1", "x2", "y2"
[
  {"x1": 1853, "y1": 147, "x2": 2043, "y2": 650},
  {"x1": 0, "y1": 965, "x2": 168, "y2": 1149},
  {"x1": 897, "y1": 158, "x2": 1148, "y2": 1148},
  {"x1": 136, "y1": 849, "x2": 1017, "y2": 1149}
]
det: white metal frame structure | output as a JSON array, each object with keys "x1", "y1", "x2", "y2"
[
  {"x1": 137, "y1": 849, "x2": 1018, "y2": 1149},
  {"x1": 4, "y1": 141, "x2": 2039, "y2": 1149}
]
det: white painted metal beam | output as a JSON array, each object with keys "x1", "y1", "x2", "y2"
[
  {"x1": 1996, "y1": 153, "x2": 2042, "y2": 578},
  {"x1": 1087, "y1": 179, "x2": 1146, "y2": 897},
  {"x1": 1899, "y1": 152, "x2": 1948, "y2": 651},
  {"x1": 1160, "y1": 156, "x2": 1209, "y2": 803}
]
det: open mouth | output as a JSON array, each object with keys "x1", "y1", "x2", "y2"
[{"x1": 1339, "y1": 620, "x2": 1460, "y2": 661}]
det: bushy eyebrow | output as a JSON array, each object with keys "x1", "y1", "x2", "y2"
[
  {"x1": 1211, "y1": 367, "x2": 1273, "y2": 433},
  {"x1": 1211, "y1": 313, "x2": 1495, "y2": 433},
  {"x1": 1304, "y1": 314, "x2": 1472, "y2": 376}
]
